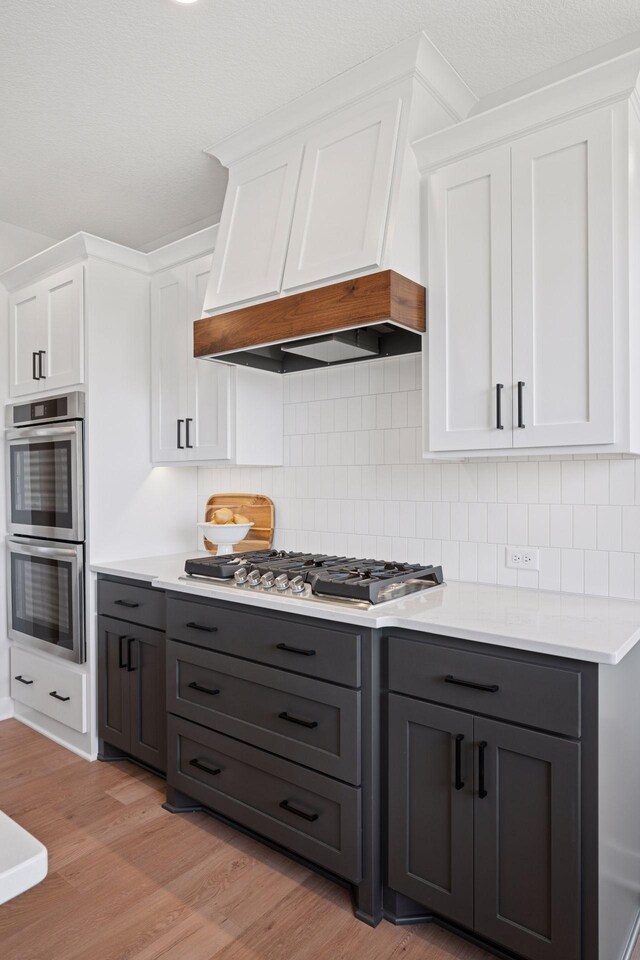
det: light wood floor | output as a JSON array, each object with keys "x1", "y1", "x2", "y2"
[{"x1": 0, "y1": 721, "x2": 636, "y2": 960}]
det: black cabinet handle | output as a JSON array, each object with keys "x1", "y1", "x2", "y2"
[
  {"x1": 279, "y1": 799, "x2": 319, "y2": 822},
  {"x1": 38, "y1": 350, "x2": 46, "y2": 379},
  {"x1": 189, "y1": 758, "x2": 221, "y2": 776},
  {"x1": 127, "y1": 637, "x2": 136, "y2": 672},
  {"x1": 114, "y1": 598, "x2": 139, "y2": 609},
  {"x1": 186, "y1": 621, "x2": 218, "y2": 633},
  {"x1": 454, "y1": 733, "x2": 464, "y2": 790},
  {"x1": 276, "y1": 642, "x2": 316, "y2": 657},
  {"x1": 32, "y1": 352, "x2": 40, "y2": 381},
  {"x1": 278, "y1": 711, "x2": 318, "y2": 729},
  {"x1": 177, "y1": 419, "x2": 184, "y2": 449},
  {"x1": 444, "y1": 675, "x2": 499, "y2": 693},
  {"x1": 49, "y1": 691, "x2": 70, "y2": 702},
  {"x1": 495, "y1": 383, "x2": 504, "y2": 430},
  {"x1": 517, "y1": 381, "x2": 525, "y2": 428},
  {"x1": 186, "y1": 418, "x2": 193, "y2": 449},
  {"x1": 188, "y1": 681, "x2": 220, "y2": 697},
  {"x1": 118, "y1": 635, "x2": 128, "y2": 669},
  {"x1": 14, "y1": 675, "x2": 33, "y2": 685},
  {"x1": 479, "y1": 740, "x2": 488, "y2": 799}
]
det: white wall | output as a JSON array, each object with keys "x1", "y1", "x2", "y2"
[
  {"x1": 198, "y1": 354, "x2": 640, "y2": 600},
  {"x1": 0, "y1": 222, "x2": 55, "y2": 719}
]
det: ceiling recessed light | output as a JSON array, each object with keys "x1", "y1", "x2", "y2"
[{"x1": 173, "y1": 0, "x2": 199, "y2": 4}]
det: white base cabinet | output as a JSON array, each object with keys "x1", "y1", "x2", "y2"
[{"x1": 151, "y1": 252, "x2": 283, "y2": 466}]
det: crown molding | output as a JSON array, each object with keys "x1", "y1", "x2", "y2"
[
  {"x1": 205, "y1": 32, "x2": 477, "y2": 168},
  {"x1": 413, "y1": 45, "x2": 640, "y2": 173},
  {"x1": 146, "y1": 224, "x2": 218, "y2": 273},
  {"x1": 0, "y1": 231, "x2": 149, "y2": 291}
]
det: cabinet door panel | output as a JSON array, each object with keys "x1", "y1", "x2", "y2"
[
  {"x1": 186, "y1": 255, "x2": 231, "y2": 460},
  {"x1": 427, "y1": 147, "x2": 513, "y2": 451},
  {"x1": 204, "y1": 143, "x2": 303, "y2": 311},
  {"x1": 9, "y1": 283, "x2": 42, "y2": 397},
  {"x1": 283, "y1": 100, "x2": 401, "y2": 291},
  {"x1": 512, "y1": 110, "x2": 614, "y2": 447},
  {"x1": 41, "y1": 264, "x2": 84, "y2": 391},
  {"x1": 388, "y1": 694, "x2": 474, "y2": 927},
  {"x1": 151, "y1": 266, "x2": 189, "y2": 462},
  {"x1": 129, "y1": 627, "x2": 166, "y2": 773},
  {"x1": 474, "y1": 717, "x2": 580, "y2": 960},
  {"x1": 97, "y1": 617, "x2": 131, "y2": 753}
]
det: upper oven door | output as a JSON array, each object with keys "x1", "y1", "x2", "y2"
[{"x1": 6, "y1": 422, "x2": 84, "y2": 541}]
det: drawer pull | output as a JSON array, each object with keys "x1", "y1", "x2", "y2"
[
  {"x1": 276, "y1": 642, "x2": 316, "y2": 657},
  {"x1": 444, "y1": 675, "x2": 499, "y2": 694},
  {"x1": 454, "y1": 733, "x2": 464, "y2": 791},
  {"x1": 188, "y1": 681, "x2": 220, "y2": 697},
  {"x1": 279, "y1": 799, "x2": 319, "y2": 822},
  {"x1": 186, "y1": 622, "x2": 218, "y2": 633},
  {"x1": 278, "y1": 711, "x2": 318, "y2": 729},
  {"x1": 49, "y1": 691, "x2": 70, "y2": 702},
  {"x1": 14, "y1": 675, "x2": 34, "y2": 685},
  {"x1": 479, "y1": 741, "x2": 488, "y2": 799},
  {"x1": 114, "y1": 599, "x2": 140, "y2": 609},
  {"x1": 189, "y1": 758, "x2": 221, "y2": 776}
]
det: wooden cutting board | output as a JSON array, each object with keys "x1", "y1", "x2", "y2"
[{"x1": 203, "y1": 494, "x2": 275, "y2": 554}]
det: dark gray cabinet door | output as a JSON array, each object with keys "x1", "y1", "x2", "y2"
[
  {"x1": 388, "y1": 694, "x2": 474, "y2": 928},
  {"x1": 97, "y1": 616, "x2": 131, "y2": 754},
  {"x1": 128, "y1": 627, "x2": 166, "y2": 773},
  {"x1": 474, "y1": 717, "x2": 580, "y2": 960}
]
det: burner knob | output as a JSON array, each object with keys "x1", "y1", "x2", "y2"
[
  {"x1": 233, "y1": 568, "x2": 249, "y2": 585},
  {"x1": 247, "y1": 569, "x2": 262, "y2": 587},
  {"x1": 275, "y1": 574, "x2": 289, "y2": 591},
  {"x1": 290, "y1": 575, "x2": 305, "y2": 594},
  {"x1": 260, "y1": 572, "x2": 275, "y2": 589}
]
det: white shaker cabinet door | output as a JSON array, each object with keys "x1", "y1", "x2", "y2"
[
  {"x1": 282, "y1": 100, "x2": 401, "y2": 291},
  {"x1": 186, "y1": 255, "x2": 231, "y2": 461},
  {"x1": 9, "y1": 281, "x2": 42, "y2": 397},
  {"x1": 203, "y1": 143, "x2": 304, "y2": 312},
  {"x1": 427, "y1": 147, "x2": 513, "y2": 452},
  {"x1": 151, "y1": 266, "x2": 189, "y2": 462},
  {"x1": 511, "y1": 110, "x2": 614, "y2": 448},
  {"x1": 40, "y1": 264, "x2": 84, "y2": 392}
]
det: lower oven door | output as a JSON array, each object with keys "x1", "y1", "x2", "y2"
[{"x1": 7, "y1": 537, "x2": 85, "y2": 663}]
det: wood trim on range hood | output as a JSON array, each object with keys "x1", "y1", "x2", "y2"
[{"x1": 193, "y1": 270, "x2": 426, "y2": 360}]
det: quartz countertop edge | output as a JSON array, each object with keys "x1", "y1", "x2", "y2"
[{"x1": 90, "y1": 553, "x2": 640, "y2": 665}]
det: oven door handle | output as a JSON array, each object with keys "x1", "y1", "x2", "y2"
[
  {"x1": 7, "y1": 424, "x2": 80, "y2": 441},
  {"x1": 7, "y1": 541, "x2": 79, "y2": 559}
]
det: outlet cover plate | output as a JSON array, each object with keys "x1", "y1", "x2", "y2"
[{"x1": 506, "y1": 546, "x2": 539, "y2": 571}]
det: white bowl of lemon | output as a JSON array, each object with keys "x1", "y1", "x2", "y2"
[{"x1": 197, "y1": 508, "x2": 254, "y2": 555}]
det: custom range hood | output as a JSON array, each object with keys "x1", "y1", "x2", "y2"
[
  {"x1": 194, "y1": 270, "x2": 426, "y2": 373},
  {"x1": 194, "y1": 33, "x2": 475, "y2": 372}
]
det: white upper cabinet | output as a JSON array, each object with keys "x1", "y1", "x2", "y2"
[
  {"x1": 9, "y1": 263, "x2": 84, "y2": 397},
  {"x1": 428, "y1": 148, "x2": 513, "y2": 451},
  {"x1": 151, "y1": 267, "x2": 188, "y2": 463},
  {"x1": 203, "y1": 143, "x2": 304, "y2": 312},
  {"x1": 511, "y1": 111, "x2": 614, "y2": 448},
  {"x1": 282, "y1": 100, "x2": 401, "y2": 291},
  {"x1": 186, "y1": 256, "x2": 231, "y2": 461}
]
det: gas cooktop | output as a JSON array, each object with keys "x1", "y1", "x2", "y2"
[{"x1": 183, "y1": 550, "x2": 444, "y2": 606}]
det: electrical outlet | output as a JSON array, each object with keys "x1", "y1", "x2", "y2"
[{"x1": 506, "y1": 546, "x2": 539, "y2": 571}]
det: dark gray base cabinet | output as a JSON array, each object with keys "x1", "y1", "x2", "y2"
[
  {"x1": 388, "y1": 693, "x2": 581, "y2": 960},
  {"x1": 98, "y1": 614, "x2": 166, "y2": 773}
]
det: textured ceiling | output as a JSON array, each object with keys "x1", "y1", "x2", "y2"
[{"x1": 2, "y1": 0, "x2": 640, "y2": 250}]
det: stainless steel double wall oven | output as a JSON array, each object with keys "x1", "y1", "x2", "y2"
[{"x1": 6, "y1": 392, "x2": 86, "y2": 662}]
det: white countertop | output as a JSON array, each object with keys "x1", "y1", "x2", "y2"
[{"x1": 91, "y1": 552, "x2": 640, "y2": 665}]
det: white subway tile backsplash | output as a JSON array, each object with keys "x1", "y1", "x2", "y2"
[{"x1": 197, "y1": 356, "x2": 640, "y2": 600}]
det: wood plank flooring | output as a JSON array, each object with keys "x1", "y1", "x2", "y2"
[{"x1": 0, "y1": 720, "x2": 636, "y2": 960}]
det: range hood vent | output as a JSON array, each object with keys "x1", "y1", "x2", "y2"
[{"x1": 194, "y1": 270, "x2": 426, "y2": 373}]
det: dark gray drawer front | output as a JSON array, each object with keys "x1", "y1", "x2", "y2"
[
  {"x1": 388, "y1": 635, "x2": 581, "y2": 738},
  {"x1": 167, "y1": 640, "x2": 360, "y2": 784},
  {"x1": 168, "y1": 715, "x2": 362, "y2": 882},
  {"x1": 167, "y1": 597, "x2": 361, "y2": 687},
  {"x1": 98, "y1": 579, "x2": 165, "y2": 631}
]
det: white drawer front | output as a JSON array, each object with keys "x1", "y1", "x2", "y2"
[{"x1": 11, "y1": 647, "x2": 87, "y2": 733}]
